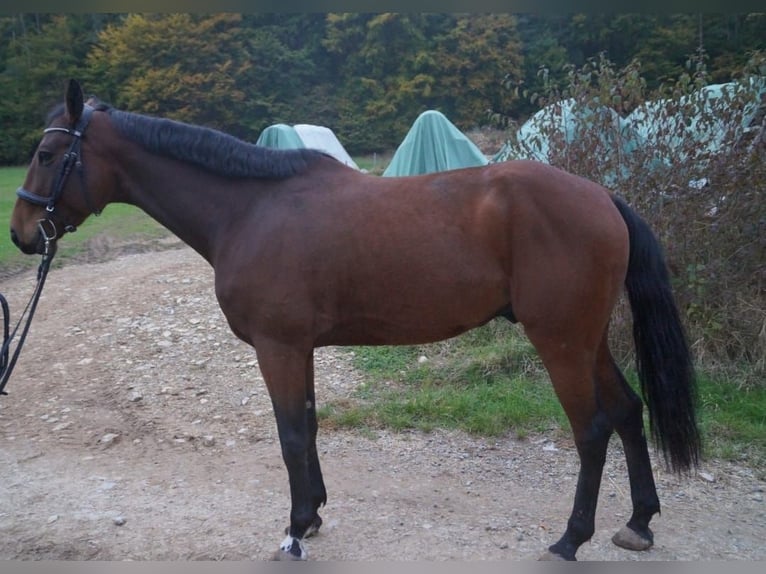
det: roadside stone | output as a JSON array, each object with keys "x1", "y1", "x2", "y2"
[
  {"x1": 202, "y1": 436, "x2": 216, "y2": 447},
  {"x1": 100, "y1": 433, "x2": 120, "y2": 446}
]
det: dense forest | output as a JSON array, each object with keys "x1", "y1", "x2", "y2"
[{"x1": 1, "y1": 13, "x2": 765, "y2": 165}]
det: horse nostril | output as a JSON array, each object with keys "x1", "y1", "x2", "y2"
[{"x1": 10, "y1": 228, "x2": 20, "y2": 247}]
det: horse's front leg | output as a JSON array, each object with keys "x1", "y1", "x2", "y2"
[{"x1": 254, "y1": 340, "x2": 322, "y2": 561}]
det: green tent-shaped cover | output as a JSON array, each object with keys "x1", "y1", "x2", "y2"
[
  {"x1": 255, "y1": 123, "x2": 306, "y2": 149},
  {"x1": 383, "y1": 110, "x2": 489, "y2": 176},
  {"x1": 256, "y1": 123, "x2": 360, "y2": 169}
]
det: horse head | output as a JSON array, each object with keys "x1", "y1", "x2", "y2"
[{"x1": 11, "y1": 79, "x2": 106, "y2": 255}]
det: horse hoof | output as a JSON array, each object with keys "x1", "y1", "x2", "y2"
[
  {"x1": 538, "y1": 551, "x2": 568, "y2": 561},
  {"x1": 272, "y1": 535, "x2": 308, "y2": 561},
  {"x1": 612, "y1": 525, "x2": 653, "y2": 551}
]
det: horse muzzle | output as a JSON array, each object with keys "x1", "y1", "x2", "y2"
[
  {"x1": 10, "y1": 221, "x2": 58, "y2": 256},
  {"x1": 9, "y1": 228, "x2": 39, "y2": 255}
]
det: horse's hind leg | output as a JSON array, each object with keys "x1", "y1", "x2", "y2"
[
  {"x1": 594, "y1": 337, "x2": 660, "y2": 551},
  {"x1": 526, "y1": 330, "x2": 613, "y2": 561}
]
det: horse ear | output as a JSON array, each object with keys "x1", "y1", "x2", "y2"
[{"x1": 66, "y1": 79, "x2": 84, "y2": 124}]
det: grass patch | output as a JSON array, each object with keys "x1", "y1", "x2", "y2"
[
  {"x1": 320, "y1": 374, "x2": 566, "y2": 439},
  {"x1": 0, "y1": 167, "x2": 33, "y2": 270},
  {"x1": 353, "y1": 152, "x2": 392, "y2": 175},
  {"x1": 696, "y1": 374, "x2": 766, "y2": 465},
  {"x1": 320, "y1": 319, "x2": 766, "y2": 468},
  {"x1": 320, "y1": 320, "x2": 568, "y2": 439}
]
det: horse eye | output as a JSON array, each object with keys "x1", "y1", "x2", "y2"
[{"x1": 38, "y1": 150, "x2": 54, "y2": 166}]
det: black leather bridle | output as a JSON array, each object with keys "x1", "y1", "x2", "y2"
[{"x1": 16, "y1": 104, "x2": 101, "y2": 236}]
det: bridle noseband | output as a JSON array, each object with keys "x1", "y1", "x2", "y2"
[{"x1": 16, "y1": 104, "x2": 101, "y2": 234}]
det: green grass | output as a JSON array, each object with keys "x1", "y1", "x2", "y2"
[
  {"x1": 1, "y1": 166, "x2": 170, "y2": 274},
  {"x1": 319, "y1": 319, "x2": 766, "y2": 469},
  {"x1": 353, "y1": 153, "x2": 392, "y2": 175},
  {"x1": 319, "y1": 320, "x2": 568, "y2": 439},
  {"x1": 696, "y1": 374, "x2": 766, "y2": 463},
  {"x1": 0, "y1": 167, "x2": 30, "y2": 268}
]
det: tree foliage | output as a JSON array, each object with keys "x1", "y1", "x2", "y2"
[
  {"x1": 0, "y1": 13, "x2": 764, "y2": 163},
  {"x1": 86, "y1": 14, "x2": 255, "y2": 137}
]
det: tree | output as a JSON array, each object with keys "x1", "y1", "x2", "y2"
[
  {"x1": 2, "y1": 12, "x2": 764, "y2": 164},
  {"x1": 324, "y1": 13, "x2": 524, "y2": 151},
  {"x1": 237, "y1": 14, "x2": 329, "y2": 133},
  {"x1": 87, "y1": 14, "x2": 255, "y2": 138},
  {"x1": 430, "y1": 14, "x2": 523, "y2": 126},
  {"x1": 323, "y1": 13, "x2": 434, "y2": 150},
  {"x1": 0, "y1": 15, "x2": 84, "y2": 164}
]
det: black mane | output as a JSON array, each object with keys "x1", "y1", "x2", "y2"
[
  {"x1": 51, "y1": 101, "x2": 328, "y2": 179},
  {"x1": 110, "y1": 107, "x2": 329, "y2": 179}
]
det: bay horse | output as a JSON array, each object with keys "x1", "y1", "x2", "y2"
[{"x1": 10, "y1": 80, "x2": 700, "y2": 560}]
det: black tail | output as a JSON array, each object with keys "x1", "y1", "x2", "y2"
[{"x1": 613, "y1": 196, "x2": 701, "y2": 473}]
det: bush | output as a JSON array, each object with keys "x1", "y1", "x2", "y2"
[{"x1": 496, "y1": 51, "x2": 766, "y2": 381}]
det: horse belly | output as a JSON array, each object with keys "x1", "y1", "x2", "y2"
[{"x1": 316, "y1": 257, "x2": 510, "y2": 347}]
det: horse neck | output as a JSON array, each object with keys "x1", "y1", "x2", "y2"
[{"x1": 116, "y1": 153, "x2": 251, "y2": 264}]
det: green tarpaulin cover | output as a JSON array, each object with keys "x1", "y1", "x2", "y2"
[
  {"x1": 383, "y1": 110, "x2": 489, "y2": 176},
  {"x1": 256, "y1": 123, "x2": 360, "y2": 169},
  {"x1": 255, "y1": 123, "x2": 306, "y2": 149}
]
